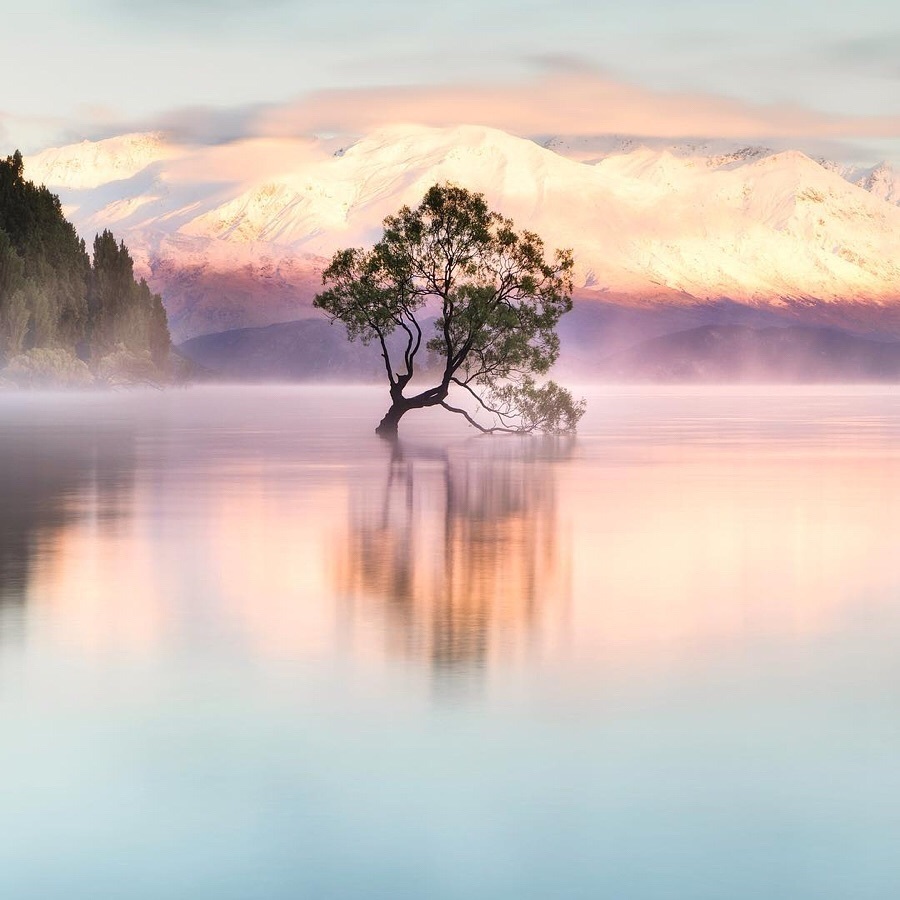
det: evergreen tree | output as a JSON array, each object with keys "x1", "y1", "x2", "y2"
[
  {"x1": 0, "y1": 228, "x2": 26, "y2": 357},
  {"x1": 89, "y1": 229, "x2": 135, "y2": 356},
  {"x1": 143, "y1": 280, "x2": 172, "y2": 366},
  {"x1": 0, "y1": 228, "x2": 23, "y2": 296},
  {"x1": 88, "y1": 231, "x2": 170, "y2": 364},
  {"x1": 0, "y1": 150, "x2": 172, "y2": 374},
  {"x1": 1, "y1": 288, "x2": 30, "y2": 357}
]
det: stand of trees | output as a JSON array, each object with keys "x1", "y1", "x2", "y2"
[{"x1": 0, "y1": 150, "x2": 170, "y2": 377}]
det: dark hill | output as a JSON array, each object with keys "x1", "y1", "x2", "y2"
[
  {"x1": 178, "y1": 319, "x2": 900, "y2": 383},
  {"x1": 178, "y1": 318, "x2": 390, "y2": 382},
  {"x1": 597, "y1": 325, "x2": 900, "y2": 382}
]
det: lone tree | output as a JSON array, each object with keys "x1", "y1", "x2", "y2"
[{"x1": 315, "y1": 184, "x2": 585, "y2": 438}]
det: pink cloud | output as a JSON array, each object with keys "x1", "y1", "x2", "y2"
[{"x1": 247, "y1": 72, "x2": 900, "y2": 143}]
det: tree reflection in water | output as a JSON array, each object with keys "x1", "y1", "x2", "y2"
[
  {"x1": 336, "y1": 439, "x2": 574, "y2": 681},
  {"x1": 0, "y1": 422, "x2": 134, "y2": 621}
]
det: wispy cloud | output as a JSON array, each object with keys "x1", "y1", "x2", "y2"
[
  {"x1": 126, "y1": 72, "x2": 900, "y2": 151},
  {"x1": 27, "y1": 70, "x2": 900, "y2": 167}
]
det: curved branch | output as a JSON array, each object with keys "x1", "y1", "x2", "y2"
[
  {"x1": 449, "y1": 377, "x2": 518, "y2": 425},
  {"x1": 439, "y1": 401, "x2": 523, "y2": 435}
]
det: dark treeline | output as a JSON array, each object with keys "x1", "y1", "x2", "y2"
[{"x1": 0, "y1": 150, "x2": 170, "y2": 379}]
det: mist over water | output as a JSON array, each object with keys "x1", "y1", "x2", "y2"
[{"x1": 2, "y1": 386, "x2": 900, "y2": 899}]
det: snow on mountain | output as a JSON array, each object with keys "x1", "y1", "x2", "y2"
[
  {"x1": 849, "y1": 162, "x2": 900, "y2": 206},
  {"x1": 22, "y1": 125, "x2": 900, "y2": 340},
  {"x1": 537, "y1": 134, "x2": 775, "y2": 169},
  {"x1": 548, "y1": 135, "x2": 900, "y2": 203},
  {"x1": 815, "y1": 158, "x2": 900, "y2": 207},
  {"x1": 26, "y1": 133, "x2": 178, "y2": 191}
]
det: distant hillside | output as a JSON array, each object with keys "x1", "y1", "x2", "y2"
[
  {"x1": 178, "y1": 319, "x2": 389, "y2": 382},
  {"x1": 177, "y1": 316, "x2": 900, "y2": 384},
  {"x1": 597, "y1": 325, "x2": 900, "y2": 382}
]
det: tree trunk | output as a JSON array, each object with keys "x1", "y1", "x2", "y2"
[{"x1": 375, "y1": 401, "x2": 408, "y2": 439}]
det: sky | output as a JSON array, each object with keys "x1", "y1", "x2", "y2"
[{"x1": 2, "y1": 0, "x2": 899, "y2": 160}]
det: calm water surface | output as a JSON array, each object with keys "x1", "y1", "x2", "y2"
[{"x1": 1, "y1": 386, "x2": 900, "y2": 899}]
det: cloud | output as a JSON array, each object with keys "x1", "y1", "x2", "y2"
[
  {"x1": 45, "y1": 71, "x2": 900, "y2": 160},
  {"x1": 137, "y1": 105, "x2": 262, "y2": 146},
  {"x1": 244, "y1": 72, "x2": 900, "y2": 144}
]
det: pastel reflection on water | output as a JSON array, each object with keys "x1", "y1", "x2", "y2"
[
  {"x1": 0, "y1": 386, "x2": 899, "y2": 900},
  {"x1": 334, "y1": 439, "x2": 572, "y2": 683}
]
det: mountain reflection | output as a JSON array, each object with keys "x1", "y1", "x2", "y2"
[{"x1": 335, "y1": 440, "x2": 573, "y2": 678}]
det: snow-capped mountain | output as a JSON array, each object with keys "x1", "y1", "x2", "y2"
[
  {"x1": 819, "y1": 158, "x2": 900, "y2": 206},
  {"x1": 849, "y1": 162, "x2": 900, "y2": 206},
  {"x1": 25, "y1": 133, "x2": 178, "y2": 191},
  {"x1": 24, "y1": 126, "x2": 900, "y2": 340},
  {"x1": 537, "y1": 134, "x2": 776, "y2": 168}
]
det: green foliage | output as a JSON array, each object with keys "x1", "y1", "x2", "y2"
[
  {"x1": 0, "y1": 152, "x2": 171, "y2": 379},
  {"x1": 489, "y1": 378, "x2": 587, "y2": 434},
  {"x1": 0, "y1": 228, "x2": 25, "y2": 357},
  {"x1": 88, "y1": 230, "x2": 170, "y2": 363},
  {"x1": 0, "y1": 228, "x2": 24, "y2": 297},
  {"x1": 146, "y1": 285, "x2": 171, "y2": 367},
  {"x1": 1, "y1": 288, "x2": 29, "y2": 357},
  {"x1": 316, "y1": 183, "x2": 584, "y2": 435},
  {"x1": 23, "y1": 280, "x2": 57, "y2": 348},
  {"x1": 0, "y1": 151, "x2": 89, "y2": 351}
]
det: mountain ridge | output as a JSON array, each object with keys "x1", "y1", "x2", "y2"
[{"x1": 23, "y1": 125, "x2": 900, "y2": 341}]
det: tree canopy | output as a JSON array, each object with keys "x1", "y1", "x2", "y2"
[{"x1": 315, "y1": 183, "x2": 585, "y2": 437}]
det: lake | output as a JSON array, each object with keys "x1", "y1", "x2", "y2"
[{"x1": 1, "y1": 385, "x2": 900, "y2": 899}]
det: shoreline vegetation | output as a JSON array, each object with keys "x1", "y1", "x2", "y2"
[{"x1": 0, "y1": 151, "x2": 178, "y2": 388}]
